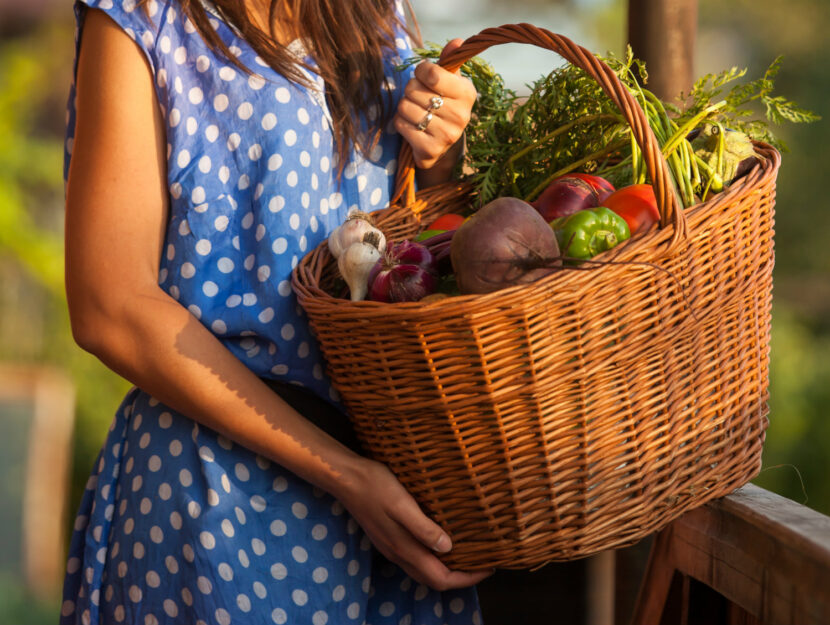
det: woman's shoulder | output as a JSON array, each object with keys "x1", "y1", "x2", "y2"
[
  {"x1": 74, "y1": 1, "x2": 202, "y2": 73},
  {"x1": 76, "y1": 0, "x2": 166, "y2": 38},
  {"x1": 74, "y1": 1, "x2": 166, "y2": 71}
]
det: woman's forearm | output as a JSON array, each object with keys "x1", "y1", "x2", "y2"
[{"x1": 72, "y1": 284, "x2": 366, "y2": 500}]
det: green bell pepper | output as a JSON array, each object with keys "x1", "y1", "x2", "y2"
[
  {"x1": 552, "y1": 206, "x2": 631, "y2": 261},
  {"x1": 415, "y1": 228, "x2": 446, "y2": 242}
]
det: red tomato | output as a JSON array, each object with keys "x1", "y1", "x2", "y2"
[
  {"x1": 426, "y1": 213, "x2": 465, "y2": 231},
  {"x1": 602, "y1": 184, "x2": 660, "y2": 235}
]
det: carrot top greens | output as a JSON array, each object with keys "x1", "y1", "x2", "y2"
[{"x1": 400, "y1": 46, "x2": 818, "y2": 207}]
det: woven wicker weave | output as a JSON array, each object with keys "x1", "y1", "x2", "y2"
[{"x1": 292, "y1": 24, "x2": 779, "y2": 570}]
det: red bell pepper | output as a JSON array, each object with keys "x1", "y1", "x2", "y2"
[{"x1": 602, "y1": 184, "x2": 660, "y2": 235}]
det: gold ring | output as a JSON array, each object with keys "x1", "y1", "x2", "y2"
[
  {"x1": 427, "y1": 95, "x2": 444, "y2": 111},
  {"x1": 416, "y1": 111, "x2": 433, "y2": 131}
]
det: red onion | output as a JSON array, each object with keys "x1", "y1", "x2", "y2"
[
  {"x1": 531, "y1": 174, "x2": 615, "y2": 222},
  {"x1": 368, "y1": 240, "x2": 438, "y2": 303},
  {"x1": 569, "y1": 173, "x2": 615, "y2": 203}
]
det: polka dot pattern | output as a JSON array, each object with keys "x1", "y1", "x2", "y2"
[
  {"x1": 58, "y1": 389, "x2": 482, "y2": 625},
  {"x1": 67, "y1": 0, "x2": 413, "y2": 404},
  {"x1": 61, "y1": 1, "x2": 480, "y2": 625}
]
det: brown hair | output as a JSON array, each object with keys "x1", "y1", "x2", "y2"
[{"x1": 143, "y1": 0, "x2": 420, "y2": 175}]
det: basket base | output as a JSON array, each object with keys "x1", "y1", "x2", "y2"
[{"x1": 436, "y1": 455, "x2": 764, "y2": 571}]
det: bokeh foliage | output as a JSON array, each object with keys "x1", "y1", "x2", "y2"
[
  {"x1": 0, "y1": 16, "x2": 132, "y2": 589},
  {"x1": 0, "y1": 21, "x2": 132, "y2": 620},
  {"x1": 693, "y1": 0, "x2": 830, "y2": 513}
]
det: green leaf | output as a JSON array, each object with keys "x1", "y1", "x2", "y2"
[{"x1": 428, "y1": 43, "x2": 818, "y2": 205}]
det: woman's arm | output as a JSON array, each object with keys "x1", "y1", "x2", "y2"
[
  {"x1": 67, "y1": 9, "x2": 490, "y2": 591},
  {"x1": 394, "y1": 39, "x2": 476, "y2": 188}
]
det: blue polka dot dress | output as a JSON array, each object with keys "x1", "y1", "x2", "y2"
[{"x1": 59, "y1": 1, "x2": 483, "y2": 623}]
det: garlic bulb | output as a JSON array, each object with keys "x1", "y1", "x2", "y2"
[
  {"x1": 338, "y1": 232, "x2": 383, "y2": 301},
  {"x1": 328, "y1": 211, "x2": 386, "y2": 259}
]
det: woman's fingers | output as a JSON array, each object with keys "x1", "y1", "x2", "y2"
[
  {"x1": 395, "y1": 551, "x2": 493, "y2": 592},
  {"x1": 413, "y1": 38, "x2": 468, "y2": 95},
  {"x1": 393, "y1": 92, "x2": 466, "y2": 169},
  {"x1": 401, "y1": 83, "x2": 469, "y2": 128},
  {"x1": 386, "y1": 486, "x2": 452, "y2": 553},
  {"x1": 395, "y1": 98, "x2": 454, "y2": 142},
  {"x1": 393, "y1": 118, "x2": 462, "y2": 170},
  {"x1": 382, "y1": 491, "x2": 495, "y2": 589},
  {"x1": 394, "y1": 39, "x2": 476, "y2": 171},
  {"x1": 340, "y1": 459, "x2": 492, "y2": 590},
  {"x1": 370, "y1": 517, "x2": 493, "y2": 591},
  {"x1": 412, "y1": 61, "x2": 474, "y2": 102},
  {"x1": 438, "y1": 37, "x2": 466, "y2": 65},
  {"x1": 394, "y1": 541, "x2": 495, "y2": 591},
  {"x1": 437, "y1": 568, "x2": 495, "y2": 591},
  {"x1": 406, "y1": 62, "x2": 475, "y2": 129},
  {"x1": 352, "y1": 500, "x2": 479, "y2": 590}
]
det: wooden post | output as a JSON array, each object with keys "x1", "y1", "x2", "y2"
[
  {"x1": 586, "y1": 551, "x2": 616, "y2": 625},
  {"x1": 627, "y1": 0, "x2": 698, "y2": 102},
  {"x1": 0, "y1": 365, "x2": 75, "y2": 600}
]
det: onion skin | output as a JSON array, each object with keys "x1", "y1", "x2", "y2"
[
  {"x1": 451, "y1": 197, "x2": 561, "y2": 295},
  {"x1": 531, "y1": 174, "x2": 615, "y2": 222},
  {"x1": 568, "y1": 173, "x2": 615, "y2": 202},
  {"x1": 367, "y1": 240, "x2": 438, "y2": 303},
  {"x1": 386, "y1": 239, "x2": 435, "y2": 268},
  {"x1": 369, "y1": 264, "x2": 437, "y2": 303}
]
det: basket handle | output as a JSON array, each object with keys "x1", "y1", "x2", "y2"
[{"x1": 391, "y1": 23, "x2": 687, "y2": 247}]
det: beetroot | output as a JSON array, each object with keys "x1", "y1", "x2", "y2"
[
  {"x1": 450, "y1": 197, "x2": 560, "y2": 295},
  {"x1": 531, "y1": 174, "x2": 615, "y2": 222}
]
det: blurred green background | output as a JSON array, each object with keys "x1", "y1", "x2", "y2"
[{"x1": 1, "y1": 0, "x2": 827, "y2": 621}]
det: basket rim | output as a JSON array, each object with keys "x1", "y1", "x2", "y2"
[{"x1": 292, "y1": 142, "x2": 780, "y2": 315}]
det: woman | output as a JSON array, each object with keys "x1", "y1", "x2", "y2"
[{"x1": 60, "y1": 0, "x2": 486, "y2": 623}]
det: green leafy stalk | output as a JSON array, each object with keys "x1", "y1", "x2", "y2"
[
  {"x1": 400, "y1": 46, "x2": 819, "y2": 208},
  {"x1": 662, "y1": 102, "x2": 727, "y2": 156}
]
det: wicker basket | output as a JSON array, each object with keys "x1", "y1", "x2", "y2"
[{"x1": 292, "y1": 24, "x2": 779, "y2": 570}]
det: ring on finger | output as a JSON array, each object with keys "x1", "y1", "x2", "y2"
[
  {"x1": 427, "y1": 95, "x2": 444, "y2": 111},
  {"x1": 416, "y1": 111, "x2": 433, "y2": 131}
]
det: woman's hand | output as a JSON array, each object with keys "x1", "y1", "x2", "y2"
[
  {"x1": 336, "y1": 457, "x2": 493, "y2": 591},
  {"x1": 394, "y1": 39, "x2": 476, "y2": 186}
]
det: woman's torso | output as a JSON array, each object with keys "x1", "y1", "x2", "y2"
[{"x1": 64, "y1": 0, "x2": 416, "y2": 402}]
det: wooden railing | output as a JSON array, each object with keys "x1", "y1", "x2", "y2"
[
  {"x1": 631, "y1": 484, "x2": 830, "y2": 625},
  {"x1": 474, "y1": 483, "x2": 830, "y2": 624}
]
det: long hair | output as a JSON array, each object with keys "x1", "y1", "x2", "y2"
[{"x1": 142, "y1": 0, "x2": 420, "y2": 175}]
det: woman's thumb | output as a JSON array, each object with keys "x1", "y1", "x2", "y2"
[{"x1": 391, "y1": 491, "x2": 453, "y2": 553}]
